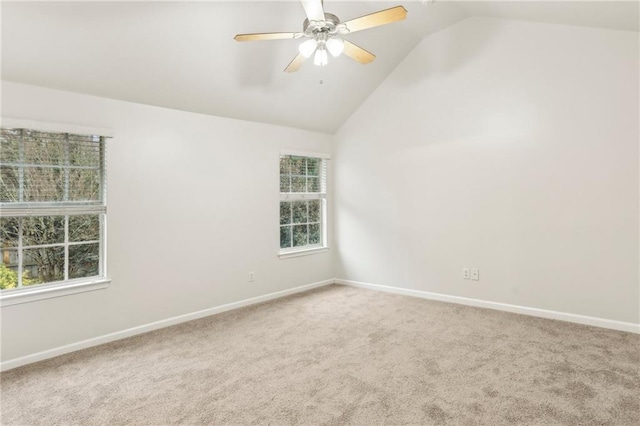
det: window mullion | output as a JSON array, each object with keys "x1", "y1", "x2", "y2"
[
  {"x1": 22, "y1": 242, "x2": 66, "y2": 250},
  {"x1": 0, "y1": 204, "x2": 106, "y2": 217},
  {"x1": 99, "y1": 213, "x2": 105, "y2": 277},
  {"x1": 280, "y1": 193, "x2": 322, "y2": 202},
  {"x1": 64, "y1": 215, "x2": 69, "y2": 281},
  {"x1": 17, "y1": 218, "x2": 23, "y2": 288},
  {"x1": 289, "y1": 201, "x2": 293, "y2": 248},
  {"x1": 100, "y1": 136, "x2": 107, "y2": 205},
  {"x1": 306, "y1": 201, "x2": 310, "y2": 246},
  {"x1": 0, "y1": 163, "x2": 99, "y2": 170}
]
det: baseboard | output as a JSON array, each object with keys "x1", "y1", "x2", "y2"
[
  {"x1": 4, "y1": 278, "x2": 637, "y2": 372},
  {"x1": 0, "y1": 279, "x2": 334, "y2": 372},
  {"x1": 335, "y1": 279, "x2": 640, "y2": 334}
]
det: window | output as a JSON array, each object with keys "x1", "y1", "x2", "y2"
[
  {"x1": 0, "y1": 127, "x2": 108, "y2": 296},
  {"x1": 279, "y1": 152, "x2": 328, "y2": 256}
]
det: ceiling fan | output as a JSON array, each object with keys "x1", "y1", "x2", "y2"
[{"x1": 234, "y1": 0, "x2": 407, "y2": 72}]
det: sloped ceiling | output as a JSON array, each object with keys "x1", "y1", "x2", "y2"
[{"x1": 1, "y1": 1, "x2": 638, "y2": 134}]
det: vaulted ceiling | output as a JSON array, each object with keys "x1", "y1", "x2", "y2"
[{"x1": 2, "y1": 1, "x2": 638, "y2": 133}]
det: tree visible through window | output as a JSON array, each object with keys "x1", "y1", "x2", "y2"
[
  {"x1": 279, "y1": 154, "x2": 327, "y2": 252},
  {"x1": 0, "y1": 128, "x2": 107, "y2": 290}
]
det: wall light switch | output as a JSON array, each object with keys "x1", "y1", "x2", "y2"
[
  {"x1": 471, "y1": 268, "x2": 479, "y2": 281},
  {"x1": 249, "y1": 272, "x2": 255, "y2": 282}
]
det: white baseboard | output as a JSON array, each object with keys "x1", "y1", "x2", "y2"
[
  {"x1": 4, "y1": 278, "x2": 637, "y2": 372},
  {"x1": 0, "y1": 279, "x2": 334, "y2": 372},
  {"x1": 335, "y1": 279, "x2": 640, "y2": 334}
]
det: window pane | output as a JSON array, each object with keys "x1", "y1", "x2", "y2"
[
  {"x1": 280, "y1": 226, "x2": 292, "y2": 249},
  {"x1": 309, "y1": 200, "x2": 321, "y2": 223},
  {"x1": 69, "y1": 215, "x2": 100, "y2": 242},
  {"x1": 0, "y1": 130, "x2": 20, "y2": 163},
  {"x1": 23, "y1": 132, "x2": 65, "y2": 165},
  {"x1": 69, "y1": 243, "x2": 99, "y2": 279},
  {"x1": 308, "y1": 177, "x2": 320, "y2": 193},
  {"x1": 309, "y1": 224, "x2": 321, "y2": 245},
  {"x1": 23, "y1": 246, "x2": 64, "y2": 285},
  {"x1": 290, "y1": 157, "x2": 305, "y2": 175},
  {"x1": 293, "y1": 224, "x2": 308, "y2": 247},
  {"x1": 23, "y1": 166, "x2": 64, "y2": 201},
  {"x1": 307, "y1": 158, "x2": 319, "y2": 176},
  {"x1": 0, "y1": 218, "x2": 19, "y2": 287},
  {"x1": 292, "y1": 201, "x2": 308, "y2": 224},
  {"x1": 279, "y1": 175, "x2": 290, "y2": 193},
  {"x1": 2, "y1": 248, "x2": 18, "y2": 267},
  {"x1": 291, "y1": 176, "x2": 306, "y2": 192},
  {"x1": 0, "y1": 217, "x2": 19, "y2": 247},
  {"x1": 69, "y1": 138, "x2": 100, "y2": 167},
  {"x1": 279, "y1": 157, "x2": 290, "y2": 175},
  {"x1": 280, "y1": 202, "x2": 292, "y2": 225},
  {"x1": 0, "y1": 166, "x2": 19, "y2": 202},
  {"x1": 69, "y1": 168, "x2": 100, "y2": 201},
  {"x1": 22, "y1": 216, "x2": 65, "y2": 246},
  {"x1": 0, "y1": 259, "x2": 19, "y2": 289}
]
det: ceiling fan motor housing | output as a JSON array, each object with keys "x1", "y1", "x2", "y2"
[{"x1": 303, "y1": 13, "x2": 341, "y2": 37}]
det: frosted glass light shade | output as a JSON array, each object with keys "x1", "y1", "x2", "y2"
[
  {"x1": 326, "y1": 38, "x2": 344, "y2": 57},
  {"x1": 299, "y1": 39, "x2": 318, "y2": 58},
  {"x1": 314, "y1": 48, "x2": 328, "y2": 66}
]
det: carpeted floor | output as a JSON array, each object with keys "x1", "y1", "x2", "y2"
[{"x1": 1, "y1": 284, "x2": 639, "y2": 425}]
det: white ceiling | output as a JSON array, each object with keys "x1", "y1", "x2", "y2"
[{"x1": 2, "y1": 1, "x2": 638, "y2": 133}]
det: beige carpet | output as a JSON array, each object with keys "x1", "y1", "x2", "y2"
[{"x1": 1, "y1": 284, "x2": 639, "y2": 425}]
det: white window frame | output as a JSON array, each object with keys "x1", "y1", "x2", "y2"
[
  {"x1": 278, "y1": 150, "x2": 330, "y2": 259},
  {"x1": 0, "y1": 118, "x2": 112, "y2": 306}
]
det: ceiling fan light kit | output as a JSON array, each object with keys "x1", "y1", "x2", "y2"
[
  {"x1": 299, "y1": 39, "x2": 318, "y2": 58},
  {"x1": 326, "y1": 38, "x2": 344, "y2": 57},
  {"x1": 301, "y1": 32, "x2": 344, "y2": 66},
  {"x1": 314, "y1": 48, "x2": 328, "y2": 66},
  {"x1": 234, "y1": 0, "x2": 407, "y2": 72}
]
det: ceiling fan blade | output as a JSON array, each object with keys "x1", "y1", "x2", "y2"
[
  {"x1": 340, "y1": 6, "x2": 407, "y2": 34},
  {"x1": 284, "y1": 53, "x2": 307, "y2": 73},
  {"x1": 301, "y1": 0, "x2": 325, "y2": 22},
  {"x1": 342, "y1": 40, "x2": 376, "y2": 64},
  {"x1": 234, "y1": 32, "x2": 303, "y2": 42}
]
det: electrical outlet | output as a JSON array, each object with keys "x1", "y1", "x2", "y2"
[
  {"x1": 248, "y1": 272, "x2": 255, "y2": 282},
  {"x1": 463, "y1": 268, "x2": 470, "y2": 280},
  {"x1": 471, "y1": 268, "x2": 479, "y2": 281}
]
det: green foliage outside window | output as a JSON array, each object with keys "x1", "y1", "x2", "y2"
[{"x1": 0, "y1": 263, "x2": 37, "y2": 290}]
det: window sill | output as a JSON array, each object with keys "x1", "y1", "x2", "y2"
[
  {"x1": 0, "y1": 278, "x2": 111, "y2": 307},
  {"x1": 279, "y1": 247, "x2": 329, "y2": 259}
]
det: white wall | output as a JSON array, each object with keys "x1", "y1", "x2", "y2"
[
  {"x1": 0, "y1": 82, "x2": 333, "y2": 361},
  {"x1": 334, "y1": 18, "x2": 639, "y2": 324},
  {"x1": 2, "y1": 16, "x2": 639, "y2": 364}
]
